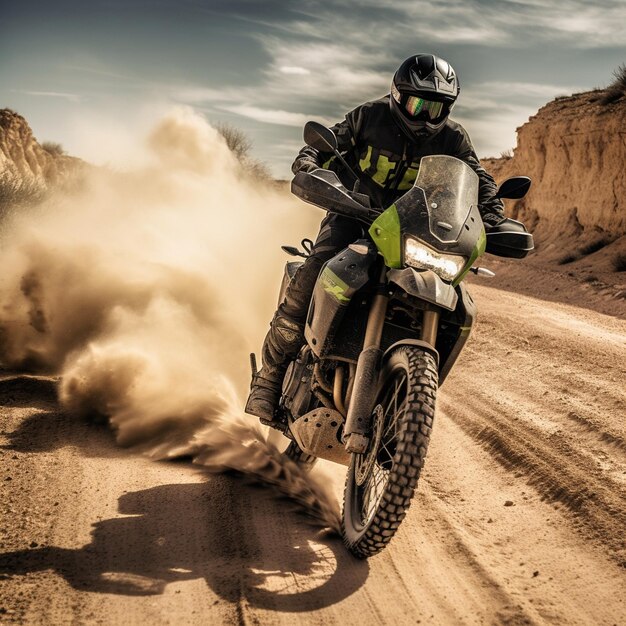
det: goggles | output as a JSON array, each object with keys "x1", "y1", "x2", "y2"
[
  {"x1": 392, "y1": 83, "x2": 447, "y2": 122},
  {"x1": 404, "y1": 96, "x2": 444, "y2": 121}
]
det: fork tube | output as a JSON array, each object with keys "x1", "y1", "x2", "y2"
[
  {"x1": 333, "y1": 365, "x2": 346, "y2": 416},
  {"x1": 363, "y1": 262, "x2": 389, "y2": 348},
  {"x1": 343, "y1": 264, "x2": 389, "y2": 453},
  {"x1": 345, "y1": 363, "x2": 356, "y2": 410},
  {"x1": 421, "y1": 307, "x2": 441, "y2": 347}
]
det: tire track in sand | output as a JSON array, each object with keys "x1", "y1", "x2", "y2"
[{"x1": 439, "y1": 284, "x2": 626, "y2": 567}]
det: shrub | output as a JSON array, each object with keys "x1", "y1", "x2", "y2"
[
  {"x1": 558, "y1": 253, "x2": 580, "y2": 265},
  {"x1": 0, "y1": 170, "x2": 46, "y2": 217},
  {"x1": 612, "y1": 252, "x2": 626, "y2": 272},
  {"x1": 579, "y1": 237, "x2": 612, "y2": 256},
  {"x1": 41, "y1": 141, "x2": 66, "y2": 156},
  {"x1": 600, "y1": 64, "x2": 626, "y2": 105},
  {"x1": 499, "y1": 148, "x2": 514, "y2": 159},
  {"x1": 215, "y1": 123, "x2": 251, "y2": 162},
  {"x1": 215, "y1": 122, "x2": 271, "y2": 180}
]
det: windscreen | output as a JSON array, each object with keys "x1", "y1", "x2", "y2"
[{"x1": 414, "y1": 155, "x2": 479, "y2": 242}]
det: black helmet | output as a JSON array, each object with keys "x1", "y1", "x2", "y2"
[{"x1": 390, "y1": 54, "x2": 459, "y2": 140}]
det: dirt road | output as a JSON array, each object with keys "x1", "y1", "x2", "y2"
[{"x1": 1, "y1": 284, "x2": 624, "y2": 625}]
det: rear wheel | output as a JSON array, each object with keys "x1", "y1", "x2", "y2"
[{"x1": 342, "y1": 346, "x2": 438, "y2": 558}]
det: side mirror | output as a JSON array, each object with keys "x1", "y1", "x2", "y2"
[
  {"x1": 303, "y1": 121, "x2": 338, "y2": 153},
  {"x1": 496, "y1": 176, "x2": 531, "y2": 200},
  {"x1": 302, "y1": 120, "x2": 360, "y2": 189}
]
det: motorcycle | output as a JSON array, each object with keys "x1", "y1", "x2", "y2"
[{"x1": 251, "y1": 121, "x2": 533, "y2": 558}]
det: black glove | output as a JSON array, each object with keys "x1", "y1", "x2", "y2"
[{"x1": 297, "y1": 160, "x2": 322, "y2": 174}]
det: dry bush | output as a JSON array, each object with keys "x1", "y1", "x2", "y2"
[
  {"x1": 579, "y1": 237, "x2": 612, "y2": 256},
  {"x1": 0, "y1": 169, "x2": 46, "y2": 217},
  {"x1": 215, "y1": 123, "x2": 252, "y2": 162},
  {"x1": 42, "y1": 141, "x2": 66, "y2": 156},
  {"x1": 500, "y1": 148, "x2": 514, "y2": 159},
  {"x1": 559, "y1": 237, "x2": 614, "y2": 265},
  {"x1": 215, "y1": 123, "x2": 271, "y2": 181},
  {"x1": 612, "y1": 252, "x2": 626, "y2": 272},
  {"x1": 558, "y1": 252, "x2": 580, "y2": 265},
  {"x1": 582, "y1": 274, "x2": 599, "y2": 283},
  {"x1": 600, "y1": 64, "x2": 626, "y2": 105}
]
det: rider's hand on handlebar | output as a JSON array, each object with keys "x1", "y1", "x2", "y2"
[{"x1": 298, "y1": 161, "x2": 322, "y2": 174}]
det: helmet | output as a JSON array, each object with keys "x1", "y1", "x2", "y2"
[{"x1": 390, "y1": 54, "x2": 459, "y2": 140}]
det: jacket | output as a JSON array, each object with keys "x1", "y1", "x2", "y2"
[{"x1": 292, "y1": 95, "x2": 504, "y2": 218}]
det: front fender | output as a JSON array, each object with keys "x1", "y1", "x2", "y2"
[
  {"x1": 387, "y1": 267, "x2": 458, "y2": 311},
  {"x1": 383, "y1": 339, "x2": 439, "y2": 366}
]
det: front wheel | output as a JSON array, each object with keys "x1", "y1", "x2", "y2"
[{"x1": 342, "y1": 346, "x2": 438, "y2": 558}]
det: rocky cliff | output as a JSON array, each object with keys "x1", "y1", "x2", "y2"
[
  {"x1": 0, "y1": 108, "x2": 83, "y2": 205},
  {"x1": 482, "y1": 89, "x2": 626, "y2": 265}
]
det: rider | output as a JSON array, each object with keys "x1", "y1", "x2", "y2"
[{"x1": 246, "y1": 53, "x2": 506, "y2": 424}]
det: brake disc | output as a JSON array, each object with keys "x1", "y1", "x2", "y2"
[{"x1": 355, "y1": 404, "x2": 384, "y2": 486}]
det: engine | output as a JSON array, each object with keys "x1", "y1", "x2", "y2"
[{"x1": 281, "y1": 347, "x2": 315, "y2": 419}]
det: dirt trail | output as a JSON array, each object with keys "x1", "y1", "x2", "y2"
[{"x1": 1, "y1": 284, "x2": 625, "y2": 625}]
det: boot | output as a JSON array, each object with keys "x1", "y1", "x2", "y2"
[
  {"x1": 245, "y1": 312, "x2": 304, "y2": 425},
  {"x1": 244, "y1": 367, "x2": 285, "y2": 424}
]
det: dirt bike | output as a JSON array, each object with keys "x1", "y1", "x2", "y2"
[{"x1": 251, "y1": 122, "x2": 533, "y2": 558}]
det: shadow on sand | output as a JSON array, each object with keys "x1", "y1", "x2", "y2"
[
  {"x1": 0, "y1": 480, "x2": 369, "y2": 612},
  {"x1": 0, "y1": 374, "x2": 369, "y2": 612}
]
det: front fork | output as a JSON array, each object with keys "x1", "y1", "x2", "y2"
[{"x1": 343, "y1": 270, "x2": 440, "y2": 453}]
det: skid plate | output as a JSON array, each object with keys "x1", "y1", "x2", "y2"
[{"x1": 289, "y1": 408, "x2": 350, "y2": 466}]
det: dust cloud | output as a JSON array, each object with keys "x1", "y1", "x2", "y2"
[{"x1": 0, "y1": 107, "x2": 339, "y2": 531}]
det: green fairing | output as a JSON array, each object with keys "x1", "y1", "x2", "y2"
[
  {"x1": 321, "y1": 267, "x2": 351, "y2": 303},
  {"x1": 453, "y1": 227, "x2": 486, "y2": 286},
  {"x1": 369, "y1": 205, "x2": 402, "y2": 268}
]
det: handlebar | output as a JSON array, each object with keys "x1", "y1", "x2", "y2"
[{"x1": 291, "y1": 170, "x2": 381, "y2": 224}]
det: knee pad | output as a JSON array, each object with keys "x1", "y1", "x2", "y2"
[{"x1": 272, "y1": 313, "x2": 304, "y2": 349}]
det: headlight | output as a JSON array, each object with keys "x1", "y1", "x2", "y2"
[{"x1": 404, "y1": 237, "x2": 466, "y2": 281}]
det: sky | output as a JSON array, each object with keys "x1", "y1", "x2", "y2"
[{"x1": 1, "y1": 0, "x2": 625, "y2": 177}]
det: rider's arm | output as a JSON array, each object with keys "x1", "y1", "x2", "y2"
[{"x1": 451, "y1": 126, "x2": 505, "y2": 225}]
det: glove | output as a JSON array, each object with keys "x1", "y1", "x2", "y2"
[{"x1": 297, "y1": 160, "x2": 322, "y2": 174}]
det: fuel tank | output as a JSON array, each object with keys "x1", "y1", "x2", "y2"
[{"x1": 305, "y1": 239, "x2": 377, "y2": 358}]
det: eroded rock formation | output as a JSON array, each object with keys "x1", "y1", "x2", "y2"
[
  {"x1": 482, "y1": 90, "x2": 626, "y2": 260},
  {"x1": 0, "y1": 108, "x2": 82, "y2": 190}
]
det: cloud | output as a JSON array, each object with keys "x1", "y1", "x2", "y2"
[
  {"x1": 259, "y1": 38, "x2": 391, "y2": 110},
  {"x1": 218, "y1": 104, "x2": 333, "y2": 127},
  {"x1": 13, "y1": 90, "x2": 82, "y2": 103},
  {"x1": 10, "y1": 0, "x2": 622, "y2": 179},
  {"x1": 475, "y1": 81, "x2": 587, "y2": 99},
  {"x1": 457, "y1": 81, "x2": 587, "y2": 115},
  {"x1": 172, "y1": 86, "x2": 236, "y2": 104},
  {"x1": 279, "y1": 66, "x2": 311, "y2": 75},
  {"x1": 270, "y1": 0, "x2": 626, "y2": 50},
  {"x1": 493, "y1": 0, "x2": 626, "y2": 47},
  {"x1": 158, "y1": 0, "x2": 624, "y2": 178},
  {"x1": 174, "y1": 39, "x2": 390, "y2": 121},
  {"x1": 454, "y1": 80, "x2": 587, "y2": 157}
]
